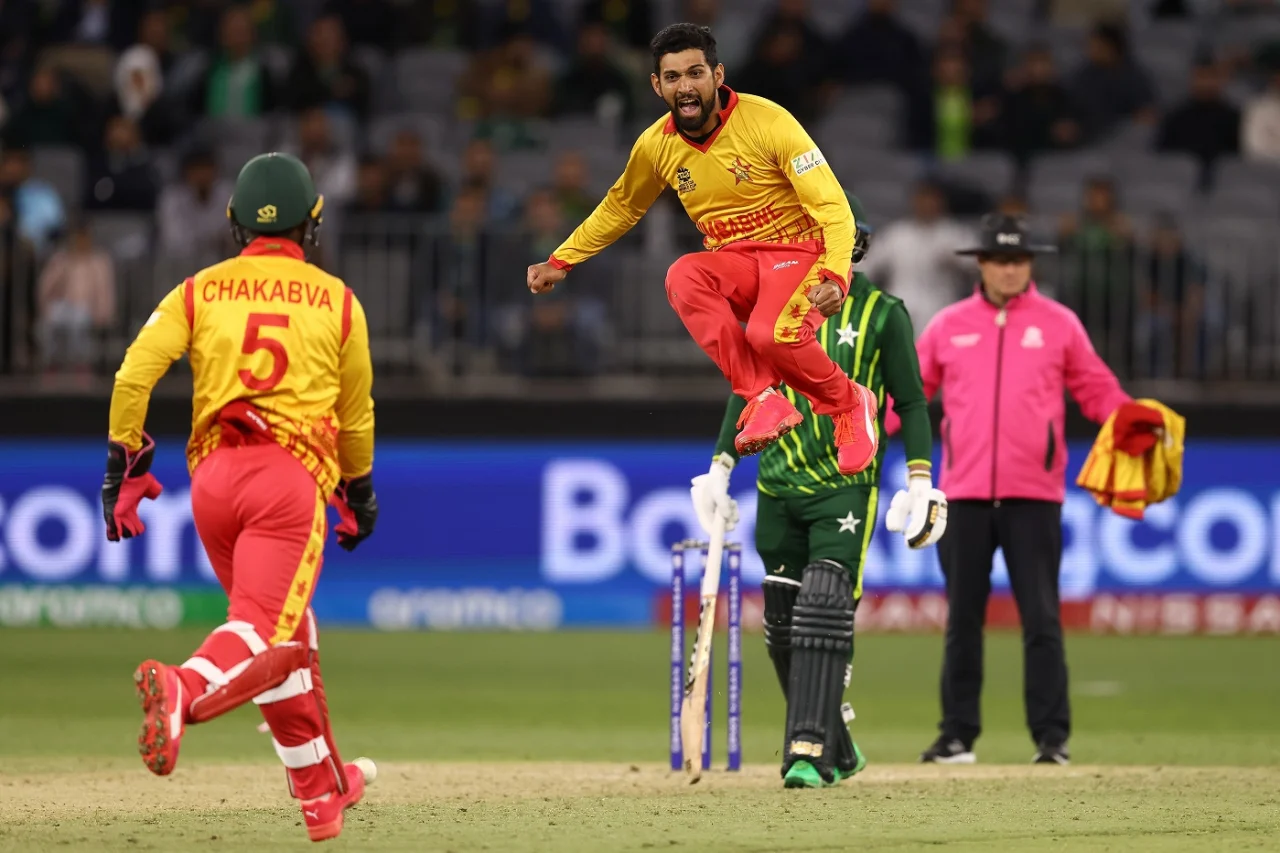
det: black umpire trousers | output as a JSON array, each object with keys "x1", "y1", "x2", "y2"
[{"x1": 937, "y1": 499, "x2": 1069, "y2": 747}]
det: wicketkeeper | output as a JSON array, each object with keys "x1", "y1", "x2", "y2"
[
  {"x1": 101, "y1": 153, "x2": 379, "y2": 842},
  {"x1": 691, "y1": 195, "x2": 947, "y2": 788}
]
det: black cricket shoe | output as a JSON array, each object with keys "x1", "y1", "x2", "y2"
[
  {"x1": 1032, "y1": 741, "x2": 1070, "y2": 765},
  {"x1": 919, "y1": 735, "x2": 976, "y2": 764}
]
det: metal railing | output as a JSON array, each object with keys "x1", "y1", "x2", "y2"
[{"x1": 3, "y1": 212, "x2": 1280, "y2": 400}]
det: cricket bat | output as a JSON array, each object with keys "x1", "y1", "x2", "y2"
[{"x1": 680, "y1": 513, "x2": 727, "y2": 783}]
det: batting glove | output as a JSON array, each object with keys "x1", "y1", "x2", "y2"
[
  {"x1": 331, "y1": 474, "x2": 378, "y2": 551},
  {"x1": 690, "y1": 453, "x2": 739, "y2": 535},
  {"x1": 884, "y1": 471, "x2": 948, "y2": 549},
  {"x1": 101, "y1": 433, "x2": 164, "y2": 541}
]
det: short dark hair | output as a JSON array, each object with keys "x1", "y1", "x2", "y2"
[{"x1": 650, "y1": 23, "x2": 718, "y2": 75}]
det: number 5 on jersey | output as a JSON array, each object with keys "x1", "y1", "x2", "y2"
[{"x1": 239, "y1": 313, "x2": 290, "y2": 391}]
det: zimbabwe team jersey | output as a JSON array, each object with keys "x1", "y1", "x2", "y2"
[
  {"x1": 714, "y1": 274, "x2": 933, "y2": 496},
  {"x1": 550, "y1": 86, "x2": 856, "y2": 288},
  {"x1": 108, "y1": 237, "x2": 375, "y2": 496}
]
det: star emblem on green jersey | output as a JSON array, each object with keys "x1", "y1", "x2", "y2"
[
  {"x1": 837, "y1": 324, "x2": 859, "y2": 347},
  {"x1": 838, "y1": 512, "x2": 861, "y2": 534}
]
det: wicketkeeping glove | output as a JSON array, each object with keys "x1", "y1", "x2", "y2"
[
  {"x1": 690, "y1": 453, "x2": 739, "y2": 534},
  {"x1": 101, "y1": 433, "x2": 164, "y2": 541},
  {"x1": 331, "y1": 474, "x2": 378, "y2": 551},
  {"x1": 884, "y1": 471, "x2": 948, "y2": 549}
]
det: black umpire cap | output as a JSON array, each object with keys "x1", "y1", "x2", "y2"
[{"x1": 955, "y1": 214, "x2": 1057, "y2": 257}]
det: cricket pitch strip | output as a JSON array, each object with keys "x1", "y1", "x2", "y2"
[{"x1": 3, "y1": 762, "x2": 1278, "y2": 853}]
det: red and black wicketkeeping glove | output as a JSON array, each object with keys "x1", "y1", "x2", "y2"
[
  {"x1": 330, "y1": 474, "x2": 378, "y2": 552},
  {"x1": 101, "y1": 433, "x2": 164, "y2": 541}
]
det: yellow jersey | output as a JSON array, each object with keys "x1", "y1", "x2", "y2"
[
  {"x1": 108, "y1": 237, "x2": 375, "y2": 496},
  {"x1": 550, "y1": 86, "x2": 856, "y2": 289}
]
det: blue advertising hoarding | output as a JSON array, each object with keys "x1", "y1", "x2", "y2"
[{"x1": 0, "y1": 439, "x2": 1277, "y2": 629}]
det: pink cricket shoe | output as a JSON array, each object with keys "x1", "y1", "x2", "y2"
[
  {"x1": 134, "y1": 659, "x2": 186, "y2": 776},
  {"x1": 834, "y1": 382, "x2": 880, "y2": 475},
  {"x1": 734, "y1": 390, "x2": 804, "y2": 456},
  {"x1": 303, "y1": 762, "x2": 368, "y2": 843}
]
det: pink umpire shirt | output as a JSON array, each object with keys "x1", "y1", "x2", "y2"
[{"x1": 888, "y1": 283, "x2": 1131, "y2": 503}]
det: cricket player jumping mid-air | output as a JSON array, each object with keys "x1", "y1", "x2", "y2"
[
  {"x1": 527, "y1": 23, "x2": 879, "y2": 475},
  {"x1": 101, "y1": 152, "x2": 380, "y2": 843}
]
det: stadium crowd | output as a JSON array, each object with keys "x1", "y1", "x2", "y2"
[{"x1": 2, "y1": 0, "x2": 1280, "y2": 386}]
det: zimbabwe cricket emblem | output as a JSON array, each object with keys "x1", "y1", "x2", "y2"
[
  {"x1": 726, "y1": 156, "x2": 752, "y2": 184},
  {"x1": 256, "y1": 204, "x2": 278, "y2": 224},
  {"x1": 677, "y1": 166, "x2": 697, "y2": 195}
]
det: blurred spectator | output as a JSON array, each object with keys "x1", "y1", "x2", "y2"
[
  {"x1": 191, "y1": 4, "x2": 279, "y2": 119},
  {"x1": 996, "y1": 45, "x2": 1081, "y2": 163},
  {"x1": 458, "y1": 138, "x2": 520, "y2": 222},
  {"x1": 399, "y1": 0, "x2": 484, "y2": 50},
  {"x1": 1058, "y1": 176, "x2": 1135, "y2": 347},
  {"x1": 0, "y1": 147, "x2": 66, "y2": 253},
  {"x1": 910, "y1": 47, "x2": 984, "y2": 160},
  {"x1": 85, "y1": 115, "x2": 160, "y2": 212},
  {"x1": 284, "y1": 108, "x2": 357, "y2": 209},
  {"x1": 554, "y1": 22, "x2": 636, "y2": 124},
  {"x1": 251, "y1": 0, "x2": 300, "y2": 48},
  {"x1": 997, "y1": 194, "x2": 1030, "y2": 217},
  {"x1": 464, "y1": 27, "x2": 553, "y2": 150},
  {"x1": 861, "y1": 180, "x2": 975, "y2": 333},
  {"x1": 579, "y1": 0, "x2": 653, "y2": 53},
  {"x1": 384, "y1": 129, "x2": 445, "y2": 214},
  {"x1": 1138, "y1": 214, "x2": 1206, "y2": 378},
  {"x1": 551, "y1": 151, "x2": 597, "y2": 221},
  {"x1": 751, "y1": 0, "x2": 829, "y2": 63},
  {"x1": 682, "y1": 0, "x2": 752, "y2": 70},
  {"x1": 1046, "y1": 0, "x2": 1127, "y2": 28},
  {"x1": 496, "y1": 188, "x2": 608, "y2": 376},
  {"x1": 834, "y1": 0, "x2": 926, "y2": 96},
  {"x1": 322, "y1": 0, "x2": 396, "y2": 50},
  {"x1": 157, "y1": 149, "x2": 233, "y2": 259},
  {"x1": 736, "y1": 28, "x2": 818, "y2": 122},
  {"x1": 948, "y1": 0, "x2": 1008, "y2": 97},
  {"x1": 49, "y1": 0, "x2": 142, "y2": 52},
  {"x1": 1156, "y1": 60, "x2": 1240, "y2": 180},
  {"x1": 0, "y1": 0, "x2": 39, "y2": 102},
  {"x1": 1150, "y1": 0, "x2": 1193, "y2": 17},
  {"x1": 113, "y1": 31, "x2": 174, "y2": 146},
  {"x1": 2, "y1": 66, "x2": 87, "y2": 149},
  {"x1": 1241, "y1": 69, "x2": 1280, "y2": 163},
  {"x1": 484, "y1": 0, "x2": 567, "y2": 52},
  {"x1": 0, "y1": 193, "x2": 38, "y2": 374},
  {"x1": 346, "y1": 156, "x2": 390, "y2": 213},
  {"x1": 286, "y1": 14, "x2": 370, "y2": 122},
  {"x1": 36, "y1": 220, "x2": 115, "y2": 372},
  {"x1": 1068, "y1": 22, "x2": 1157, "y2": 141},
  {"x1": 431, "y1": 186, "x2": 490, "y2": 367}
]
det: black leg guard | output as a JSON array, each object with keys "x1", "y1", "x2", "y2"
[
  {"x1": 783, "y1": 560, "x2": 855, "y2": 781},
  {"x1": 762, "y1": 576, "x2": 800, "y2": 695}
]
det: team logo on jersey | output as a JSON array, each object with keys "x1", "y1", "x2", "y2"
[
  {"x1": 726, "y1": 156, "x2": 753, "y2": 184},
  {"x1": 676, "y1": 166, "x2": 697, "y2": 194},
  {"x1": 256, "y1": 204, "x2": 278, "y2": 224}
]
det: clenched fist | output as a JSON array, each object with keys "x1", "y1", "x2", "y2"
[
  {"x1": 806, "y1": 280, "x2": 844, "y2": 317},
  {"x1": 527, "y1": 263, "x2": 567, "y2": 294}
]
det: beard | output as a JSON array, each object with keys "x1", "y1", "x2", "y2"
[{"x1": 668, "y1": 89, "x2": 717, "y2": 134}]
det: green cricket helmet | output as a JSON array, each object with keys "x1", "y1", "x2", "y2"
[
  {"x1": 846, "y1": 192, "x2": 873, "y2": 265},
  {"x1": 226, "y1": 152, "x2": 324, "y2": 250}
]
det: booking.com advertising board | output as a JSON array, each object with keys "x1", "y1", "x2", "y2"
[{"x1": 0, "y1": 439, "x2": 1279, "y2": 635}]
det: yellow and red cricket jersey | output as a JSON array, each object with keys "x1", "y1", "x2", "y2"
[
  {"x1": 550, "y1": 86, "x2": 856, "y2": 289},
  {"x1": 108, "y1": 237, "x2": 375, "y2": 496}
]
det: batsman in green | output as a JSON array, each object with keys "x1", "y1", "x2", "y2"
[{"x1": 690, "y1": 195, "x2": 949, "y2": 788}]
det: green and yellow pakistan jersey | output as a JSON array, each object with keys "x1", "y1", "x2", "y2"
[{"x1": 711, "y1": 273, "x2": 934, "y2": 594}]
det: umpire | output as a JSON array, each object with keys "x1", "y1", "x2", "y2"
[{"x1": 913, "y1": 214, "x2": 1133, "y2": 766}]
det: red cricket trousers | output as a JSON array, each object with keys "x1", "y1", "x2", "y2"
[
  {"x1": 664, "y1": 240, "x2": 858, "y2": 415},
  {"x1": 191, "y1": 443, "x2": 327, "y2": 642}
]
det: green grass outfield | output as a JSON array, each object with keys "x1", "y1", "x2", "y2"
[{"x1": 1, "y1": 630, "x2": 1277, "y2": 852}]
